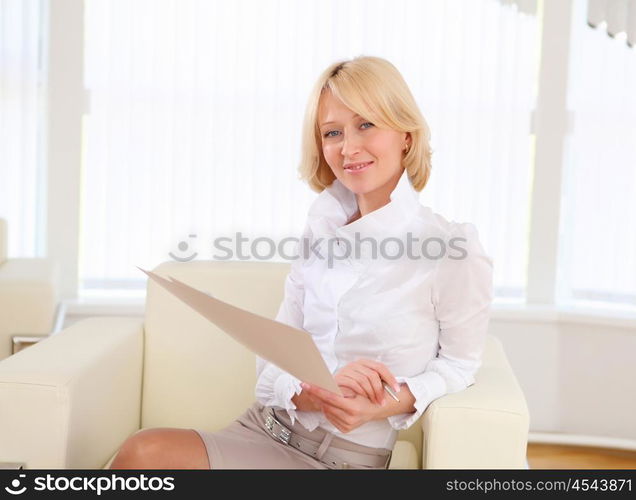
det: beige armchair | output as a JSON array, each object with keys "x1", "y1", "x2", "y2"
[
  {"x1": 0, "y1": 218, "x2": 61, "y2": 360},
  {"x1": 0, "y1": 260, "x2": 529, "y2": 469}
]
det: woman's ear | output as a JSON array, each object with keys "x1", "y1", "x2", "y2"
[{"x1": 402, "y1": 132, "x2": 411, "y2": 152}]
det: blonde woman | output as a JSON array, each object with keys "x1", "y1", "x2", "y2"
[{"x1": 110, "y1": 55, "x2": 493, "y2": 470}]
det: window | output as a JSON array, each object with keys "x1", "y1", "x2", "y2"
[
  {"x1": 80, "y1": 0, "x2": 539, "y2": 300},
  {"x1": 557, "y1": 0, "x2": 636, "y2": 309},
  {"x1": 0, "y1": 0, "x2": 46, "y2": 257}
]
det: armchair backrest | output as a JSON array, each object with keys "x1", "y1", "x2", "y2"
[
  {"x1": 0, "y1": 218, "x2": 7, "y2": 265},
  {"x1": 138, "y1": 260, "x2": 530, "y2": 468},
  {"x1": 141, "y1": 260, "x2": 291, "y2": 431},
  {"x1": 142, "y1": 260, "x2": 425, "y2": 456}
]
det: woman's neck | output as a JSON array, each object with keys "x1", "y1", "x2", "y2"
[{"x1": 352, "y1": 169, "x2": 403, "y2": 219}]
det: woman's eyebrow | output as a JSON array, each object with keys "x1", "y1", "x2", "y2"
[{"x1": 320, "y1": 113, "x2": 362, "y2": 127}]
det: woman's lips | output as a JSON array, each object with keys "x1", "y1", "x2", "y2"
[{"x1": 344, "y1": 161, "x2": 373, "y2": 174}]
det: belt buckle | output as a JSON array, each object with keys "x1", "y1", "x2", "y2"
[{"x1": 264, "y1": 413, "x2": 291, "y2": 445}]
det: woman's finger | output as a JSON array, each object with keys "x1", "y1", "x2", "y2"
[
  {"x1": 359, "y1": 359, "x2": 400, "y2": 392},
  {"x1": 351, "y1": 364, "x2": 385, "y2": 405},
  {"x1": 305, "y1": 391, "x2": 323, "y2": 410},
  {"x1": 301, "y1": 383, "x2": 350, "y2": 412},
  {"x1": 339, "y1": 368, "x2": 379, "y2": 404},
  {"x1": 335, "y1": 374, "x2": 367, "y2": 398},
  {"x1": 322, "y1": 409, "x2": 348, "y2": 431},
  {"x1": 341, "y1": 360, "x2": 395, "y2": 404},
  {"x1": 339, "y1": 386, "x2": 357, "y2": 398},
  {"x1": 322, "y1": 411, "x2": 347, "y2": 433}
]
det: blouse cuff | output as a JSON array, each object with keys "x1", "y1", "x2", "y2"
[
  {"x1": 272, "y1": 372, "x2": 302, "y2": 420},
  {"x1": 272, "y1": 373, "x2": 322, "y2": 430},
  {"x1": 387, "y1": 371, "x2": 447, "y2": 430}
]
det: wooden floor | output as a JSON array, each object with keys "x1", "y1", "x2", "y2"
[{"x1": 527, "y1": 443, "x2": 636, "y2": 469}]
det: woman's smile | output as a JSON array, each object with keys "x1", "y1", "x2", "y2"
[{"x1": 344, "y1": 161, "x2": 374, "y2": 174}]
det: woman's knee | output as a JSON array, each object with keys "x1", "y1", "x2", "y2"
[
  {"x1": 110, "y1": 429, "x2": 160, "y2": 469},
  {"x1": 110, "y1": 428, "x2": 210, "y2": 469}
]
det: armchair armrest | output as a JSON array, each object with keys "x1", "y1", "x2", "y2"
[
  {"x1": 0, "y1": 317, "x2": 144, "y2": 469},
  {"x1": 421, "y1": 335, "x2": 530, "y2": 469}
]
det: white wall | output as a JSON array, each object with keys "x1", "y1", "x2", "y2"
[{"x1": 491, "y1": 309, "x2": 636, "y2": 447}]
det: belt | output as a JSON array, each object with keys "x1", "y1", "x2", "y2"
[{"x1": 260, "y1": 406, "x2": 392, "y2": 469}]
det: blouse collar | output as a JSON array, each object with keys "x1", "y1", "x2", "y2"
[{"x1": 306, "y1": 168, "x2": 422, "y2": 248}]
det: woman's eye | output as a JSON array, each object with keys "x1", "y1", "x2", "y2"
[{"x1": 323, "y1": 122, "x2": 374, "y2": 138}]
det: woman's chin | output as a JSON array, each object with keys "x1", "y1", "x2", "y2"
[
  {"x1": 340, "y1": 182, "x2": 371, "y2": 195},
  {"x1": 339, "y1": 177, "x2": 380, "y2": 195}
]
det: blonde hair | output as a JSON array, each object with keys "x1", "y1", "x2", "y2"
[{"x1": 298, "y1": 55, "x2": 433, "y2": 193}]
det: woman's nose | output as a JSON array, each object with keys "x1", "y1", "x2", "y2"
[{"x1": 340, "y1": 135, "x2": 362, "y2": 157}]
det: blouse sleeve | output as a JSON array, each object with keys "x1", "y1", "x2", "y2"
[
  {"x1": 253, "y1": 225, "x2": 322, "y2": 429},
  {"x1": 388, "y1": 222, "x2": 494, "y2": 430}
]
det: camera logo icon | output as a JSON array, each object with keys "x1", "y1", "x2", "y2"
[
  {"x1": 4, "y1": 474, "x2": 27, "y2": 495},
  {"x1": 169, "y1": 234, "x2": 198, "y2": 262}
]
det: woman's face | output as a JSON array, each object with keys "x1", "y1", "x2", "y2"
[{"x1": 318, "y1": 90, "x2": 409, "y2": 198}]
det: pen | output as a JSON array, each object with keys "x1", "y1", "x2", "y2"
[{"x1": 382, "y1": 381, "x2": 400, "y2": 403}]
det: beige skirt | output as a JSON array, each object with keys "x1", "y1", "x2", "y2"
[{"x1": 192, "y1": 401, "x2": 392, "y2": 470}]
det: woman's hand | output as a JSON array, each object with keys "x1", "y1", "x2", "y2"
[
  {"x1": 300, "y1": 382, "x2": 383, "y2": 433},
  {"x1": 333, "y1": 359, "x2": 400, "y2": 406},
  {"x1": 292, "y1": 384, "x2": 357, "y2": 412}
]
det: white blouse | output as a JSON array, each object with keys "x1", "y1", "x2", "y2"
[{"x1": 255, "y1": 168, "x2": 494, "y2": 449}]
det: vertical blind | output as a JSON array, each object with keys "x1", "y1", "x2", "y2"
[
  {"x1": 558, "y1": 0, "x2": 636, "y2": 308},
  {"x1": 0, "y1": 0, "x2": 44, "y2": 257},
  {"x1": 587, "y1": 0, "x2": 636, "y2": 48},
  {"x1": 81, "y1": 0, "x2": 539, "y2": 299},
  {"x1": 421, "y1": 0, "x2": 539, "y2": 300}
]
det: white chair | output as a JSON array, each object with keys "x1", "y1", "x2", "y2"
[
  {"x1": 0, "y1": 218, "x2": 62, "y2": 360},
  {"x1": 0, "y1": 260, "x2": 529, "y2": 469}
]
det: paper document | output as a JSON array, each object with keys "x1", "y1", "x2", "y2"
[{"x1": 138, "y1": 267, "x2": 342, "y2": 395}]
